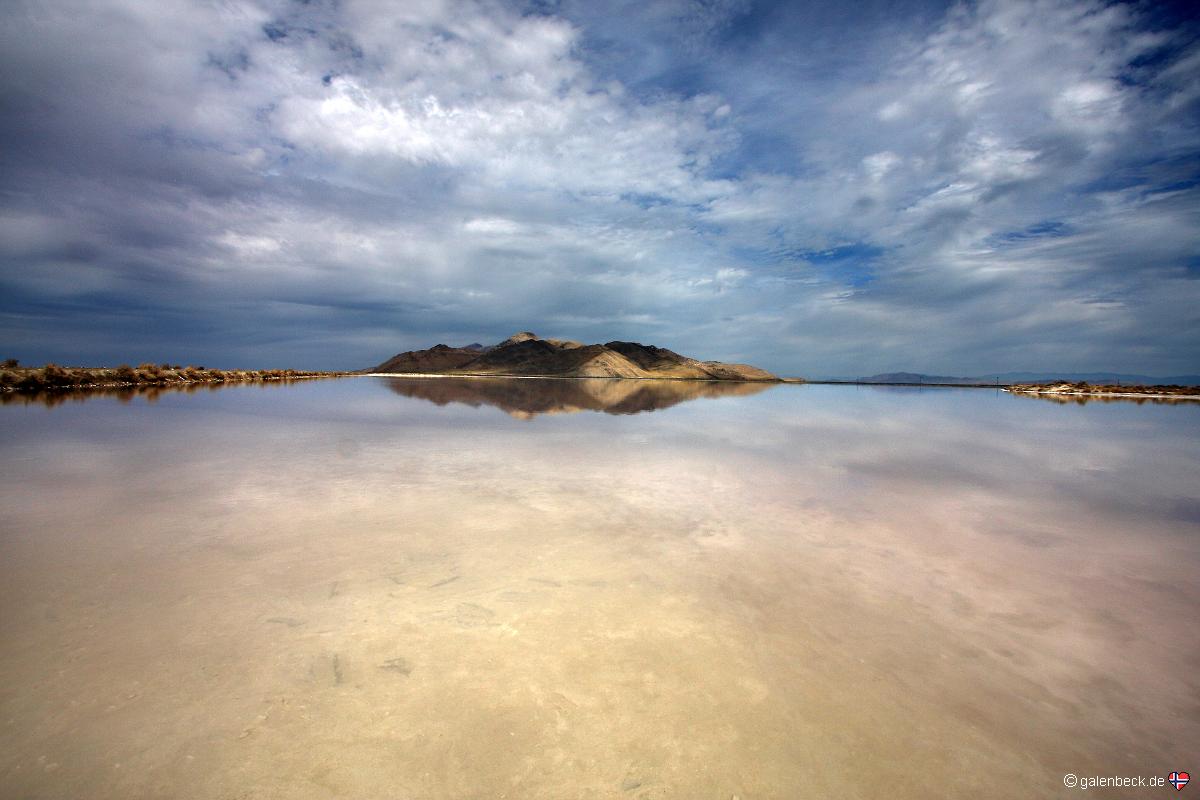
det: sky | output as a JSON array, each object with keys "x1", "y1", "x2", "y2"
[{"x1": 1, "y1": 0, "x2": 1198, "y2": 376}]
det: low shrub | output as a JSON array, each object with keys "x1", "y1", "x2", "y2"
[
  {"x1": 16, "y1": 373, "x2": 45, "y2": 390},
  {"x1": 41, "y1": 364, "x2": 77, "y2": 387}
]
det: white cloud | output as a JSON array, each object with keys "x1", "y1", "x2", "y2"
[
  {"x1": 269, "y1": 4, "x2": 732, "y2": 203},
  {"x1": 0, "y1": 0, "x2": 1196, "y2": 374},
  {"x1": 462, "y1": 217, "x2": 524, "y2": 235},
  {"x1": 862, "y1": 151, "x2": 901, "y2": 182}
]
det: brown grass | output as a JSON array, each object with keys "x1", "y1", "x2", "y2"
[
  {"x1": 1010, "y1": 381, "x2": 1199, "y2": 397},
  {"x1": 0, "y1": 363, "x2": 353, "y2": 398}
]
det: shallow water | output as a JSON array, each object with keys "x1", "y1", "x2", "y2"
[{"x1": 1, "y1": 378, "x2": 1197, "y2": 799}]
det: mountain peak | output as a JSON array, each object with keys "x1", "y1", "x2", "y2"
[
  {"x1": 372, "y1": 332, "x2": 779, "y2": 381},
  {"x1": 502, "y1": 331, "x2": 539, "y2": 345}
]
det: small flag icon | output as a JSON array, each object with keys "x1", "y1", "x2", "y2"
[{"x1": 1168, "y1": 772, "x2": 1190, "y2": 791}]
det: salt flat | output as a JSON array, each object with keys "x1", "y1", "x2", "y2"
[{"x1": 1, "y1": 379, "x2": 1196, "y2": 799}]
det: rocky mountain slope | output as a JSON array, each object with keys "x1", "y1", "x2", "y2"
[{"x1": 372, "y1": 332, "x2": 778, "y2": 381}]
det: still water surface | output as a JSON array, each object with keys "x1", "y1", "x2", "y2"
[{"x1": 1, "y1": 378, "x2": 1197, "y2": 799}]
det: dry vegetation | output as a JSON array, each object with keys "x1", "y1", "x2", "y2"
[
  {"x1": 0, "y1": 361, "x2": 352, "y2": 399},
  {"x1": 1007, "y1": 381, "x2": 1200, "y2": 402}
]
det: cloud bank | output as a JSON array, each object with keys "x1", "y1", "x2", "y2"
[{"x1": 1, "y1": 0, "x2": 1197, "y2": 374}]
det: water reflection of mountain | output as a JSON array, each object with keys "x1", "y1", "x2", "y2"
[{"x1": 383, "y1": 376, "x2": 775, "y2": 417}]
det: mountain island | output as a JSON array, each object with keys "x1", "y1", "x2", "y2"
[{"x1": 371, "y1": 332, "x2": 779, "y2": 381}]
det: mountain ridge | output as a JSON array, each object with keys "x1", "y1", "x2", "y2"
[{"x1": 372, "y1": 333, "x2": 779, "y2": 381}]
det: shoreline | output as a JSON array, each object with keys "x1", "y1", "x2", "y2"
[
  {"x1": 0, "y1": 373, "x2": 348, "y2": 393},
  {"x1": 1004, "y1": 388, "x2": 1200, "y2": 401},
  {"x1": 808, "y1": 380, "x2": 1200, "y2": 399},
  {"x1": 364, "y1": 372, "x2": 789, "y2": 383},
  {"x1": 806, "y1": 380, "x2": 1007, "y2": 389},
  {"x1": 1, "y1": 364, "x2": 355, "y2": 395}
]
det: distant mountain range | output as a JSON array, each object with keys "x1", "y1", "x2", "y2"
[
  {"x1": 821, "y1": 371, "x2": 1200, "y2": 386},
  {"x1": 371, "y1": 332, "x2": 779, "y2": 381}
]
